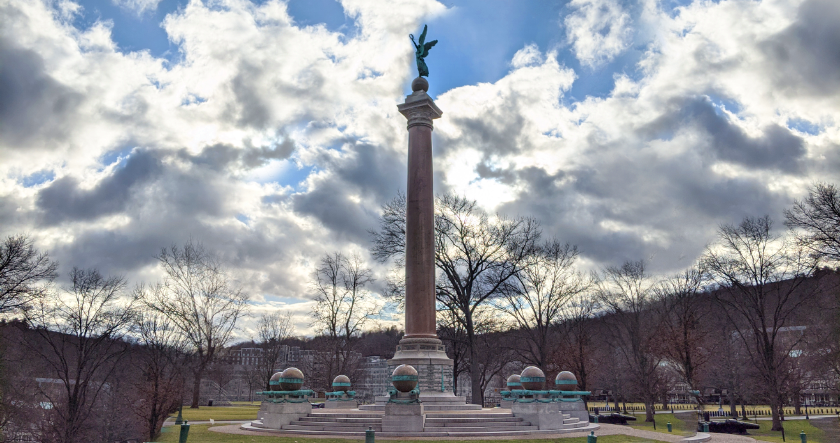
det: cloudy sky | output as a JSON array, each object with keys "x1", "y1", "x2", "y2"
[{"x1": 1, "y1": 0, "x2": 839, "y2": 336}]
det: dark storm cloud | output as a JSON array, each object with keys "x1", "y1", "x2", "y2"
[
  {"x1": 0, "y1": 39, "x2": 82, "y2": 147},
  {"x1": 177, "y1": 139, "x2": 296, "y2": 172},
  {"x1": 292, "y1": 143, "x2": 405, "y2": 242},
  {"x1": 230, "y1": 61, "x2": 273, "y2": 128},
  {"x1": 496, "y1": 130, "x2": 791, "y2": 270},
  {"x1": 37, "y1": 150, "x2": 163, "y2": 225},
  {"x1": 228, "y1": 59, "x2": 328, "y2": 129},
  {"x1": 642, "y1": 96, "x2": 805, "y2": 172},
  {"x1": 442, "y1": 112, "x2": 528, "y2": 158},
  {"x1": 760, "y1": 0, "x2": 840, "y2": 97}
]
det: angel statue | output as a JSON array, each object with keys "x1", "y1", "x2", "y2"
[{"x1": 410, "y1": 25, "x2": 437, "y2": 77}]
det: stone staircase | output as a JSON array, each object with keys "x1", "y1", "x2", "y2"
[{"x1": 244, "y1": 410, "x2": 595, "y2": 437}]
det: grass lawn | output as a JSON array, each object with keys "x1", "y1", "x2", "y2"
[
  {"x1": 742, "y1": 418, "x2": 826, "y2": 443},
  {"x1": 627, "y1": 413, "x2": 690, "y2": 436},
  {"x1": 156, "y1": 424, "x2": 669, "y2": 443},
  {"x1": 168, "y1": 405, "x2": 260, "y2": 421}
]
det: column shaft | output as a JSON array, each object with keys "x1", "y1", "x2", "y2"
[{"x1": 404, "y1": 124, "x2": 436, "y2": 339}]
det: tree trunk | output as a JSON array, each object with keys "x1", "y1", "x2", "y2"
[
  {"x1": 191, "y1": 366, "x2": 204, "y2": 408},
  {"x1": 645, "y1": 399, "x2": 655, "y2": 422},
  {"x1": 769, "y1": 395, "x2": 783, "y2": 431},
  {"x1": 729, "y1": 391, "x2": 737, "y2": 418},
  {"x1": 469, "y1": 338, "x2": 482, "y2": 406}
]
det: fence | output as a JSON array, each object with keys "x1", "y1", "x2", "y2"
[{"x1": 587, "y1": 405, "x2": 840, "y2": 416}]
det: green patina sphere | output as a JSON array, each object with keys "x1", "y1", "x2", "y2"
[
  {"x1": 332, "y1": 374, "x2": 351, "y2": 392},
  {"x1": 279, "y1": 367, "x2": 304, "y2": 391},
  {"x1": 506, "y1": 374, "x2": 522, "y2": 388},
  {"x1": 555, "y1": 371, "x2": 578, "y2": 391},
  {"x1": 520, "y1": 366, "x2": 546, "y2": 391},
  {"x1": 392, "y1": 364, "x2": 419, "y2": 393},
  {"x1": 269, "y1": 371, "x2": 284, "y2": 391}
]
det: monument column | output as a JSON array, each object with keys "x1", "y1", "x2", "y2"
[
  {"x1": 378, "y1": 76, "x2": 475, "y2": 409},
  {"x1": 399, "y1": 76, "x2": 441, "y2": 341}
]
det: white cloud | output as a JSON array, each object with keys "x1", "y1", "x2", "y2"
[
  {"x1": 112, "y1": 0, "x2": 162, "y2": 16},
  {"x1": 564, "y1": 0, "x2": 634, "y2": 67}
]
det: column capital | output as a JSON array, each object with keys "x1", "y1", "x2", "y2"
[{"x1": 398, "y1": 91, "x2": 443, "y2": 130}]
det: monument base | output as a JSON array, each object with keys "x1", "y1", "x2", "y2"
[
  {"x1": 255, "y1": 401, "x2": 311, "y2": 429},
  {"x1": 511, "y1": 401, "x2": 564, "y2": 430},
  {"x1": 324, "y1": 400, "x2": 358, "y2": 409},
  {"x1": 382, "y1": 402, "x2": 425, "y2": 432},
  {"x1": 388, "y1": 337, "x2": 455, "y2": 398},
  {"x1": 558, "y1": 400, "x2": 590, "y2": 422},
  {"x1": 356, "y1": 337, "x2": 479, "y2": 411}
]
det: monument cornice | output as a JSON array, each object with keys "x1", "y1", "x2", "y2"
[{"x1": 398, "y1": 92, "x2": 442, "y2": 130}]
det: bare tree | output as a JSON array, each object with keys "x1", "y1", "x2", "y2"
[
  {"x1": 438, "y1": 307, "x2": 469, "y2": 395},
  {"x1": 557, "y1": 291, "x2": 598, "y2": 406},
  {"x1": 596, "y1": 260, "x2": 664, "y2": 422},
  {"x1": 371, "y1": 193, "x2": 540, "y2": 405},
  {"x1": 0, "y1": 234, "x2": 58, "y2": 313},
  {"x1": 130, "y1": 309, "x2": 186, "y2": 441},
  {"x1": 256, "y1": 311, "x2": 294, "y2": 390},
  {"x1": 140, "y1": 240, "x2": 249, "y2": 408},
  {"x1": 312, "y1": 252, "x2": 378, "y2": 385},
  {"x1": 24, "y1": 268, "x2": 136, "y2": 443},
  {"x1": 655, "y1": 265, "x2": 712, "y2": 400},
  {"x1": 785, "y1": 182, "x2": 840, "y2": 263},
  {"x1": 497, "y1": 240, "x2": 588, "y2": 369},
  {"x1": 703, "y1": 215, "x2": 820, "y2": 431}
]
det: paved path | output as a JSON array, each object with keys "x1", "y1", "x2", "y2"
[
  {"x1": 810, "y1": 416, "x2": 840, "y2": 442},
  {"x1": 208, "y1": 422, "x2": 737, "y2": 441}
]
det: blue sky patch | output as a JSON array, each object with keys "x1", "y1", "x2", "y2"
[
  {"x1": 20, "y1": 170, "x2": 56, "y2": 188},
  {"x1": 786, "y1": 118, "x2": 820, "y2": 136},
  {"x1": 100, "y1": 146, "x2": 135, "y2": 167}
]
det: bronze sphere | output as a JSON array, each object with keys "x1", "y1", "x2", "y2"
[
  {"x1": 279, "y1": 367, "x2": 304, "y2": 391},
  {"x1": 332, "y1": 374, "x2": 351, "y2": 392},
  {"x1": 391, "y1": 364, "x2": 419, "y2": 393},
  {"x1": 506, "y1": 374, "x2": 522, "y2": 388},
  {"x1": 520, "y1": 366, "x2": 546, "y2": 390},
  {"x1": 555, "y1": 371, "x2": 578, "y2": 391},
  {"x1": 269, "y1": 371, "x2": 283, "y2": 391}
]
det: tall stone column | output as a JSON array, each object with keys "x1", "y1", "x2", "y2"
[
  {"x1": 380, "y1": 77, "x2": 476, "y2": 409},
  {"x1": 399, "y1": 77, "x2": 441, "y2": 341}
]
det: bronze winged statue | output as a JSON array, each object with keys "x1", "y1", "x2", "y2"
[{"x1": 410, "y1": 25, "x2": 437, "y2": 77}]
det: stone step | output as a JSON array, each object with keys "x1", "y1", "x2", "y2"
[
  {"x1": 359, "y1": 404, "x2": 482, "y2": 411},
  {"x1": 299, "y1": 417, "x2": 382, "y2": 423},
  {"x1": 425, "y1": 417, "x2": 526, "y2": 425},
  {"x1": 425, "y1": 412, "x2": 512, "y2": 418},
  {"x1": 425, "y1": 422, "x2": 532, "y2": 428},
  {"x1": 309, "y1": 412, "x2": 382, "y2": 418},
  {"x1": 424, "y1": 425, "x2": 538, "y2": 432},
  {"x1": 282, "y1": 424, "x2": 382, "y2": 432},
  {"x1": 289, "y1": 421, "x2": 382, "y2": 428}
]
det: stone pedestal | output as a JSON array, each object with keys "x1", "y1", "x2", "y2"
[
  {"x1": 256, "y1": 401, "x2": 311, "y2": 429},
  {"x1": 500, "y1": 399, "x2": 514, "y2": 409},
  {"x1": 559, "y1": 400, "x2": 590, "y2": 422},
  {"x1": 511, "y1": 402, "x2": 564, "y2": 430},
  {"x1": 382, "y1": 402, "x2": 425, "y2": 432},
  {"x1": 325, "y1": 400, "x2": 358, "y2": 409}
]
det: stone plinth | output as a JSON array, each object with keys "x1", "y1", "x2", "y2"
[
  {"x1": 324, "y1": 400, "x2": 358, "y2": 409},
  {"x1": 255, "y1": 401, "x2": 311, "y2": 428},
  {"x1": 558, "y1": 400, "x2": 590, "y2": 422},
  {"x1": 511, "y1": 401, "x2": 564, "y2": 430},
  {"x1": 382, "y1": 402, "x2": 425, "y2": 432}
]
